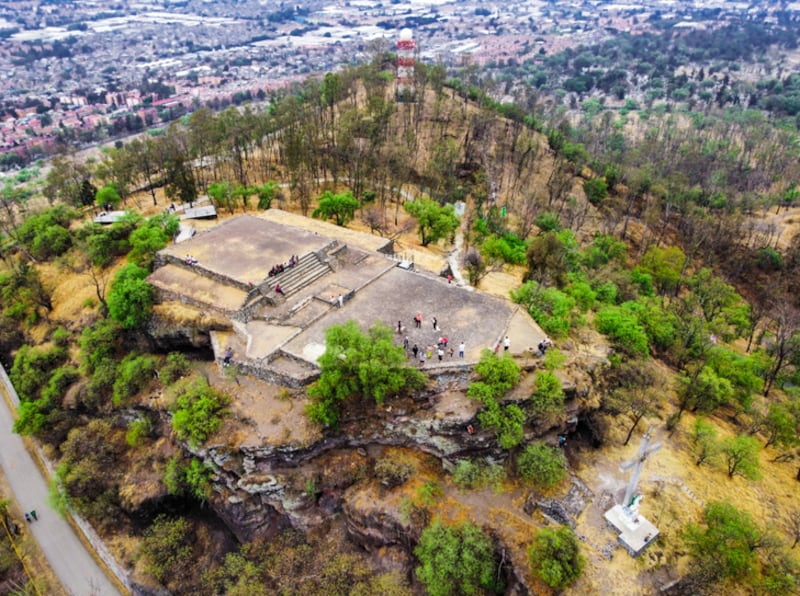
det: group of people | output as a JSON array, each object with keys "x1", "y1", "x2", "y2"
[
  {"x1": 403, "y1": 312, "x2": 468, "y2": 366},
  {"x1": 184, "y1": 254, "x2": 199, "y2": 266},
  {"x1": 538, "y1": 336, "x2": 553, "y2": 356},
  {"x1": 24, "y1": 509, "x2": 38, "y2": 522},
  {"x1": 268, "y1": 255, "x2": 299, "y2": 277}
]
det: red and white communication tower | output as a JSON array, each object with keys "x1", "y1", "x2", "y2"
[{"x1": 396, "y1": 28, "x2": 416, "y2": 101}]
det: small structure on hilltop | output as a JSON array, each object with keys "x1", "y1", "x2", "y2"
[
  {"x1": 604, "y1": 428, "x2": 661, "y2": 556},
  {"x1": 396, "y1": 28, "x2": 416, "y2": 102}
]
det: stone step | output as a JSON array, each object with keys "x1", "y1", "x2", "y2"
[
  {"x1": 280, "y1": 265, "x2": 331, "y2": 296},
  {"x1": 268, "y1": 253, "x2": 319, "y2": 287}
]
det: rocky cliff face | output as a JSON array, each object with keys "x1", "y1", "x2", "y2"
[{"x1": 184, "y1": 363, "x2": 600, "y2": 591}]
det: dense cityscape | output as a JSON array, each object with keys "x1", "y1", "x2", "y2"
[{"x1": 1, "y1": 0, "x2": 797, "y2": 165}]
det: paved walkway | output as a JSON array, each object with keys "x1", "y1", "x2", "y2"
[{"x1": 0, "y1": 365, "x2": 123, "y2": 596}]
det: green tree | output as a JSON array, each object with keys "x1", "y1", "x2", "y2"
[
  {"x1": 601, "y1": 359, "x2": 660, "y2": 445},
  {"x1": 468, "y1": 350, "x2": 521, "y2": 402},
  {"x1": 415, "y1": 519, "x2": 503, "y2": 596},
  {"x1": 524, "y1": 230, "x2": 579, "y2": 287},
  {"x1": 684, "y1": 501, "x2": 763, "y2": 583},
  {"x1": 403, "y1": 197, "x2": 460, "y2": 247},
  {"x1": 530, "y1": 370, "x2": 565, "y2": 417},
  {"x1": 528, "y1": 525, "x2": 585, "y2": 590},
  {"x1": 160, "y1": 352, "x2": 191, "y2": 385},
  {"x1": 139, "y1": 515, "x2": 194, "y2": 585},
  {"x1": 583, "y1": 177, "x2": 608, "y2": 206},
  {"x1": 170, "y1": 377, "x2": 230, "y2": 447},
  {"x1": 207, "y1": 181, "x2": 236, "y2": 213},
  {"x1": 478, "y1": 400, "x2": 526, "y2": 449},
  {"x1": 127, "y1": 214, "x2": 179, "y2": 268},
  {"x1": 762, "y1": 403, "x2": 799, "y2": 449},
  {"x1": 107, "y1": 263, "x2": 154, "y2": 329},
  {"x1": 516, "y1": 441, "x2": 567, "y2": 489},
  {"x1": 640, "y1": 245, "x2": 685, "y2": 296},
  {"x1": 51, "y1": 419, "x2": 124, "y2": 524},
  {"x1": 511, "y1": 282, "x2": 576, "y2": 338},
  {"x1": 254, "y1": 180, "x2": 278, "y2": 210},
  {"x1": 112, "y1": 353, "x2": 158, "y2": 406},
  {"x1": 691, "y1": 417, "x2": 719, "y2": 467},
  {"x1": 721, "y1": 435, "x2": 761, "y2": 480},
  {"x1": 95, "y1": 184, "x2": 121, "y2": 209},
  {"x1": 677, "y1": 366, "x2": 734, "y2": 416},
  {"x1": 596, "y1": 305, "x2": 650, "y2": 359},
  {"x1": 467, "y1": 350, "x2": 525, "y2": 448},
  {"x1": 164, "y1": 456, "x2": 213, "y2": 502},
  {"x1": 312, "y1": 190, "x2": 359, "y2": 226},
  {"x1": 15, "y1": 205, "x2": 76, "y2": 261},
  {"x1": 307, "y1": 321, "x2": 425, "y2": 426}
]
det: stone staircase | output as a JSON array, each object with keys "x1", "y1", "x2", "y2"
[{"x1": 265, "y1": 252, "x2": 332, "y2": 298}]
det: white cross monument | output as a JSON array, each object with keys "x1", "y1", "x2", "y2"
[{"x1": 604, "y1": 428, "x2": 662, "y2": 556}]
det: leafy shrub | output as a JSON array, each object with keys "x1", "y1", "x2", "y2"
[
  {"x1": 530, "y1": 371, "x2": 565, "y2": 417},
  {"x1": 511, "y1": 282, "x2": 576, "y2": 339},
  {"x1": 468, "y1": 351, "x2": 521, "y2": 403},
  {"x1": 481, "y1": 233, "x2": 528, "y2": 265},
  {"x1": 10, "y1": 344, "x2": 67, "y2": 402},
  {"x1": 51, "y1": 326, "x2": 71, "y2": 347},
  {"x1": 160, "y1": 352, "x2": 191, "y2": 385},
  {"x1": 581, "y1": 233, "x2": 626, "y2": 268},
  {"x1": 415, "y1": 519, "x2": 504, "y2": 596},
  {"x1": 528, "y1": 526, "x2": 584, "y2": 589},
  {"x1": 16, "y1": 205, "x2": 76, "y2": 260},
  {"x1": 374, "y1": 458, "x2": 414, "y2": 488},
  {"x1": 127, "y1": 214, "x2": 179, "y2": 268},
  {"x1": 564, "y1": 278, "x2": 596, "y2": 312},
  {"x1": 534, "y1": 212, "x2": 561, "y2": 232},
  {"x1": 416, "y1": 481, "x2": 443, "y2": 507},
  {"x1": 452, "y1": 459, "x2": 506, "y2": 491},
  {"x1": 593, "y1": 280, "x2": 619, "y2": 304},
  {"x1": 307, "y1": 321, "x2": 425, "y2": 427},
  {"x1": 15, "y1": 365, "x2": 77, "y2": 436},
  {"x1": 107, "y1": 263, "x2": 155, "y2": 329},
  {"x1": 170, "y1": 377, "x2": 230, "y2": 447},
  {"x1": 139, "y1": 516, "x2": 194, "y2": 584},
  {"x1": 50, "y1": 419, "x2": 124, "y2": 527},
  {"x1": 595, "y1": 305, "x2": 650, "y2": 358},
  {"x1": 79, "y1": 319, "x2": 122, "y2": 375},
  {"x1": 624, "y1": 299, "x2": 678, "y2": 354},
  {"x1": 629, "y1": 267, "x2": 655, "y2": 297},
  {"x1": 478, "y1": 401, "x2": 526, "y2": 449},
  {"x1": 583, "y1": 177, "x2": 608, "y2": 206},
  {"x1": 113, "y1": 353, "x2": 158, "y2": 406},
  {"x1": 756, "y1": 246, "x2": 782, "y2": 271},
  {"x1": 516, "y1": 442, "x2": 566, "y2": 490},
  {"x1": 164, "y1": 456, "x2": 213, "y2": 502},
  {"x1": 468, "y1": 351, "x2": 525, "y2": 448},
  {"x1": 125, "y1": 417, "x2": 152, "y2": 447}
]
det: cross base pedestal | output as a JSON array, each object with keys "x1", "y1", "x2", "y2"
[{"x1": 604, "y1": 504, "x2": 659, "y2": 557}]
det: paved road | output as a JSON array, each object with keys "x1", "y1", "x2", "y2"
[{"x1": 0, "y1": 366, "x2": 122, "y2": 596}]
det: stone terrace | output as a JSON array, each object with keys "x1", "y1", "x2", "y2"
[
  {"x1": 149, "y1": 211, "x2": 546, "y2": 385},
  {"x1": 157, "y1": 214, "x2": 338, "y2": 289}
]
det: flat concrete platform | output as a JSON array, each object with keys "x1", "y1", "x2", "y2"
[
  {"x1": 148, "y1": 264, "x2": 247, "y2": 311},
  {"x1": 604, "y1": 504, "x2": 659, "y2": 556},
  {"x1": 153, "y1": 212, "x2": 548, "y2": 382},
  {"x1": 159, "y1": 214, "x2": 336, "y2": 287},
  {"x1": 93, "y1": 210, "x2": 127, "y2": 224},
  {"x1": 282, "y1": 266, "x2": 536, "y2": 367}
]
